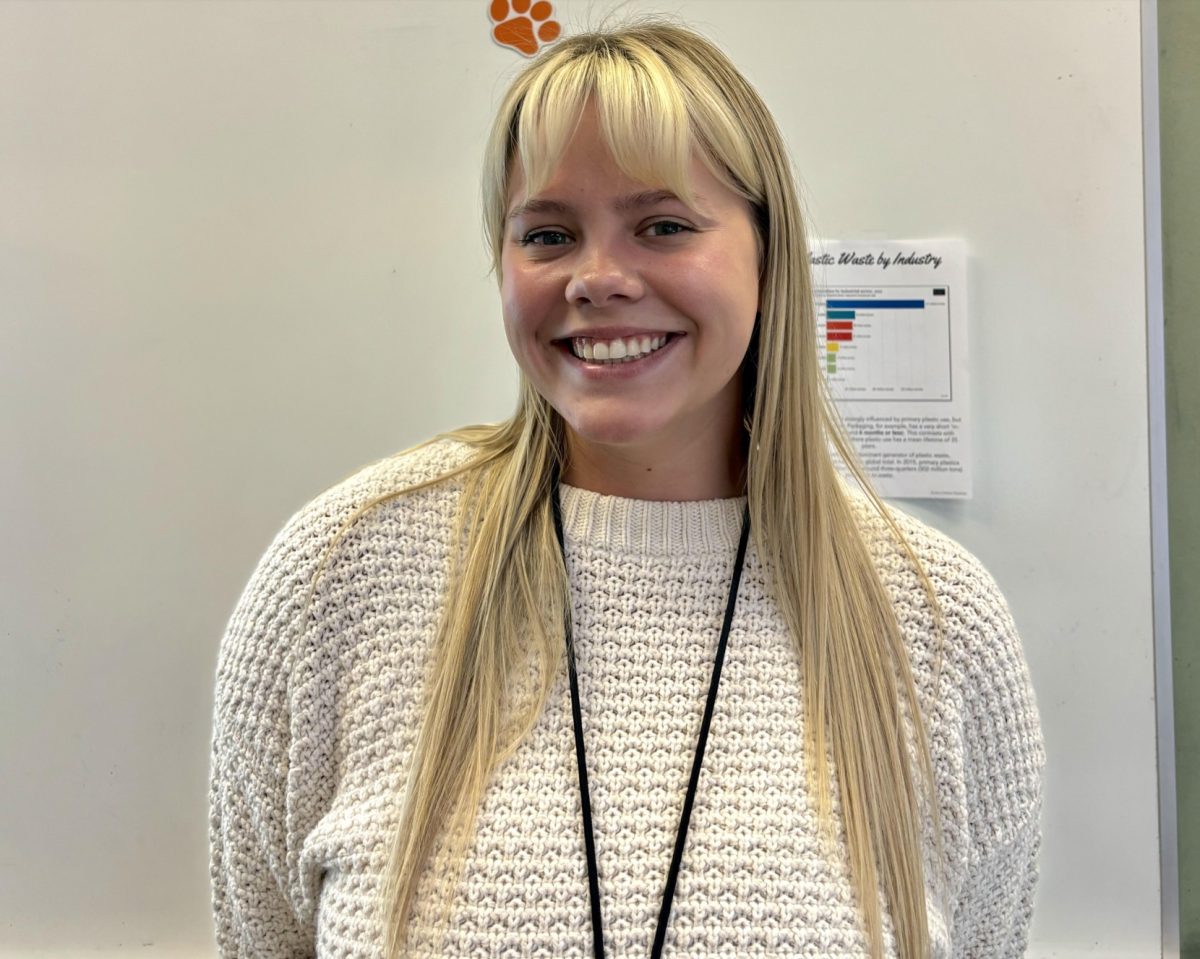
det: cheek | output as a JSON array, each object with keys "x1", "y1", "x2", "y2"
[
  {"x1": 697, "y1": 248, "x2": 760, "y2": 325},
  {"x1": 499, "y1": 261, "x2": 528, "y2": 340},
  {"x1": 509, "y1": 267, "x2": 566, "y2": 324},
  {"x1": 499, "y1": 263, "x2": 556, "y2": 365},
  {"x1": 728, "y1": 244, "x2": 763, "y2": 327}
]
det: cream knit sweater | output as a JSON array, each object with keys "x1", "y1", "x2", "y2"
[{"x1": 209, "y1": 438, "x2": 1043, "y2": 958}]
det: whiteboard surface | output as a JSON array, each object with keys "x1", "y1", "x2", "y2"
[{"x1": 0, "y1": 1, "x2": 1157, "y2": 955}]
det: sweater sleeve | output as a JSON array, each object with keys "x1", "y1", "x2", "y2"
[
  {"x1": 945, "y1": 558, "x2": 1045, "y2": 958},
  {"x1": 209, "y1": 514, "x2": 322, "y2": 958},
  {"x1": 208, "y1": 439, "x2": 472, "y2": 956}
]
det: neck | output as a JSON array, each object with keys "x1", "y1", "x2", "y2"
[{"x1": 562, "y1": 425, "x2": 747, "y2": 502}]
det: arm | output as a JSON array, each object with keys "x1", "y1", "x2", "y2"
[
  {"x1": 948, "y1": 570, "x2": 1045, "y2": 957},
  {"x1": 209, "y1": 522, "x2": 319, "y2": 958}
]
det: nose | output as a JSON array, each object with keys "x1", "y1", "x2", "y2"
[{"x1": 564, "y1": 238, "x2": 644, "y2": 308}]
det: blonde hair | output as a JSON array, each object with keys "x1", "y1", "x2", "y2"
[{"x1": 318, "y1": 20, "x2": 943, "y2": 958}]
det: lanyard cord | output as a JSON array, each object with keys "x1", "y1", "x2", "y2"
[{"x1": 550, "y1": 478, "x2": 752, "y2": 959}]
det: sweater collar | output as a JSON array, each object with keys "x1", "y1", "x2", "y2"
[{"x1": 557, "y1": 483, "x2": 747, "y2": 555}]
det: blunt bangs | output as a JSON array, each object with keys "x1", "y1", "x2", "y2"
[
  {"x1": 485, "y1": 28, "x2": 768, "y2": 271},
  {"x1": 514, "y1": 40, "x2": 695, "y2": 207}
]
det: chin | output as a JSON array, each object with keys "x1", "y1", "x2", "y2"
[{"x1": 561, "y1": 411, "x2": 665, "y2": 449}]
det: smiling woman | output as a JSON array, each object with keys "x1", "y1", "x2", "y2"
[
  {"x1": 501, "y1": 104, "x2": 760, "y2": 499},
  {"x1": 209, "y1": 19, "x2": 1043, "y2": 959}
]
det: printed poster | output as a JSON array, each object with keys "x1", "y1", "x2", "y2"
[{"x1": 809, "y1": 239, "x2": 970, "y2": 499}]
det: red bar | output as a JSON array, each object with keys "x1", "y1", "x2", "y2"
[
  {"x1": 827, "y1": 331, "x2": 853, "y2": 342},
  {"x1": 827, "y1": 321, "x2": 854, "y2": 331}
]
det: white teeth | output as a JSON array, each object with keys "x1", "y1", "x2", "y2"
[{"x1": 569, "y1": 334, "x2": 670, "y2": 364}]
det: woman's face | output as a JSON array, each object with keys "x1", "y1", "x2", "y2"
[{"x1": 500, "y1": 105, "x2": 761, "y2": 483}]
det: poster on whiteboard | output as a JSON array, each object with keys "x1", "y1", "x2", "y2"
[{"x1": 809, "y1": 239, "x2": 970, "y2": 499}]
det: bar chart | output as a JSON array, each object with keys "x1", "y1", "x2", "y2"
[{"x1": 815, "y1": 286, "x2": 953, "y2": 400}]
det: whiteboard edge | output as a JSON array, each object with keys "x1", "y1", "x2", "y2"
[{"x1": 1140, "y1": 1, "x2": 1179, "y2": 956}]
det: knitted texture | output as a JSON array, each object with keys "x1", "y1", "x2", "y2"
[{"x1": 209, "y1": 438, "x2": 1044, "y2": 958}]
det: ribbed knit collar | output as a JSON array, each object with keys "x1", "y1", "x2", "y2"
[{"x1": 558, "y1": 483, "x2": 747, "y2": 555}]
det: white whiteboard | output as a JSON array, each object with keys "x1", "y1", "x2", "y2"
[{"x1": 0, "y1": 1, "x2": 1159, "y2": 955}]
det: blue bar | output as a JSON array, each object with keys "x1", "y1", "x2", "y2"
[
  {"x1": 827, "y1": 299, "x2": 924, "y2": 309},
  {"x1": 826, "y1": 309, "x2": 856, "y2": 319}
]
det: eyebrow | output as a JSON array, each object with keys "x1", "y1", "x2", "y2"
[{"x1": 506, "y1": 189, "x2": 702, "y2": 221}]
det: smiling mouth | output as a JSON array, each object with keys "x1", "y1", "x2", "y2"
[{"x1": 559, "y1": 333, "x2": 678, "y2": 364}]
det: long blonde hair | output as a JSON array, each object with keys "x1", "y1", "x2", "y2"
[{"x1": 319, "y1": 21, "x2": 942, "y2": 958}]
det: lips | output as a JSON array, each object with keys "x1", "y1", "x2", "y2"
[{"x1": 555, "y1": 332, "x2": 683, "y2": 377}]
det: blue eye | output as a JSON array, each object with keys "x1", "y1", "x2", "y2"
[
  {"x1": 523, "y1": 229, "x2": 572, "y2": 246},
  {"x1": 645, "y1": 221, "x2": 691, "y2": 237}
]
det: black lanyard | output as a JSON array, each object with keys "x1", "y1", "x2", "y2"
[{"x1": 551, "y1": 479, "x2": 752, "y2": 959}]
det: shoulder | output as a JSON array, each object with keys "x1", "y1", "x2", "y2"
[
  {"x1": 213, "y1": 434, "x2": 481, "y2": 787},
  {"x1": 844, "y1": 488, "x2": 1021, "y2": 674},
  {"x1": 249, "y1": 436, "x2": 478, "y2": 588},
  {"x1": 217, "y1": 436, "x2": 478, "y2": 681},
  {"x1": 274, "y1": 435, "x2": 478, "y2": 559},
  {"x1": 843, "y1": 484, "x2": 1043, "y2": 763}
]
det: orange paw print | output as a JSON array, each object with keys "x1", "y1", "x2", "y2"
[{"x1": 490, "y1": 0, "x2": 561, "y2": 57}]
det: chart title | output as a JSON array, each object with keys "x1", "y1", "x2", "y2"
[{"x1": 810, "y1": 250, "x2": 944, "y2": 270}]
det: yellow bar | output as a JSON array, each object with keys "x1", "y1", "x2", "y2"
[{"x1": 826, "y1": 342, "x2": 840, "y2": 353}]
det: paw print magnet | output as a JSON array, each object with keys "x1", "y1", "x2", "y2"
[{"x1": 490, "y1": 0, "x2": 562, "y2": 57}]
